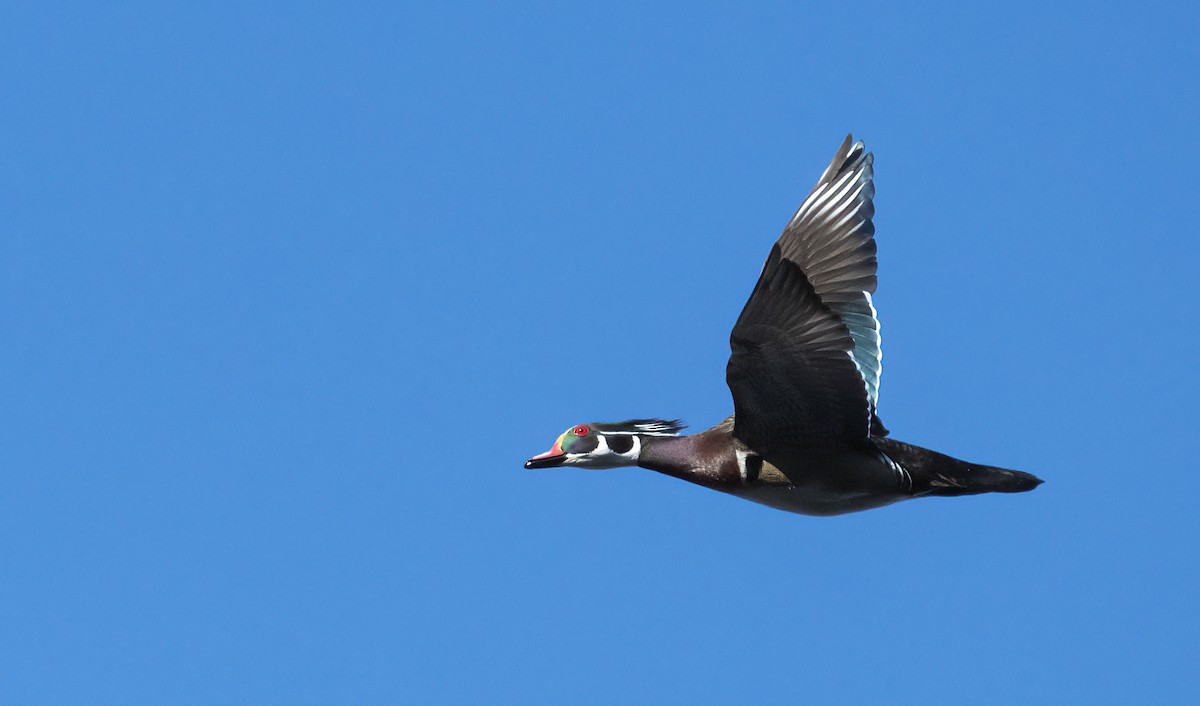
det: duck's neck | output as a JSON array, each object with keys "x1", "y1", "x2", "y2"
[
  {"x1": 638, "y1": 433, "x2": 734, "y2": 489},
  {"x1": 637, "y1": 434, "x2": 694, "y2": 477}
]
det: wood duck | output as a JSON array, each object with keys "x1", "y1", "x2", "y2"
[{"x1": 525, "y1": 135, "x2": 1043, "y2": 516}]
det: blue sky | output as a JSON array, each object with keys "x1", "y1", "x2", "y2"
[{"x1": 2, "y1": 1, "x2": 1197, "y2": 703}]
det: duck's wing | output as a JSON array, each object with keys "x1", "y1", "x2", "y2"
[
  {"x1": 726, "y1": 136, "x2": 888, "y2": 452},
  {"x1": 775, "y1": 135, "x2": 884, "y2": 420},
  {"x1": 727, "y1": 245, "x2": 871, "y2": 453}
]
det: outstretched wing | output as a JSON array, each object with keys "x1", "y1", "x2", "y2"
[
  {"x1": 727, "y1": 245, "x2": 871, "y2": 453},
  {"x1": 777, "y1": 135, "x2": 883, "y2": 417}
]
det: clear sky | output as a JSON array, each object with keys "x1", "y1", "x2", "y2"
[{"x1": 2, "y1": 1, "x2": 1197, "y2": 703}]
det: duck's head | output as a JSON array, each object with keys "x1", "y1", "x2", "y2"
[{"x1": 524, "y1": 419, "x2": 685, "y2": 469}]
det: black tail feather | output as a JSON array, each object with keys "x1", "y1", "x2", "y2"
[{"x1": 875, "y1": 438, "x2": 1043, "y2": 496}]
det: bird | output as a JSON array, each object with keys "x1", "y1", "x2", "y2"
[{"x1": 524, "y1": 135, "x2": 1042, "y2": 516}]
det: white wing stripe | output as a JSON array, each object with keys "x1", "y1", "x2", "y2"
[
  {"x1": 803, "y1": 169, "x2": 862, "y2": 225},
  {"x1": 790, "y1": 183, "x2": 828, "y2": 224},
  {"x1": 801, "y1": 171, "x2": 867, "y2": 229}
]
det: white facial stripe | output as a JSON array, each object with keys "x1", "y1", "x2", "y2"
[
  {"x1": 562, "y1": 433, "x2": 642, "y2": 469},
  {"x1": 606, "y1": 420, "x2": 684, "y2": 436},
  {"x1": 600, "y1": 433, "x2": 642, "y2": 462}
]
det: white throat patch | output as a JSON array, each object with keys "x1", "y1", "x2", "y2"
[{"x1": 566, "y1": 434, "x2": 642, "y2": 469}]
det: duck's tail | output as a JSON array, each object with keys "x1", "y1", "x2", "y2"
[{"x1": 874, "y1": 438, "x2": 1043, "y2": 496}]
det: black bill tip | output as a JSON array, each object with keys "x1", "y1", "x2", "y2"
[{"x1": 524, "y1": 455, "x2": 565, "y2": 469}]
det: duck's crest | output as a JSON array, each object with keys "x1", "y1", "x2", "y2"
[{"x1": 594, "y1": 419, "x2": 686, "y2": 436}]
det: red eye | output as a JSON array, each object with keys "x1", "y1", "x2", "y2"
[{"x1": 574, "y1": 425, "x2": 589, "y2": 436}]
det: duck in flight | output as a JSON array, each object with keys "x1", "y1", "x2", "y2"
[{"x1": 525, "y1": 136, "x2": 1042, "y2": 515}]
